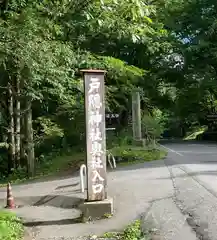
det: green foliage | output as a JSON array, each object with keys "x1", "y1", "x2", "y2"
[
  {"x1": 107, "y1": 125, "x2": 167, "y2": 167},
  {"x1": 34, "y1": 117, "x2": 64, "y2": 147},
  {"x1": 124, "y1": 220, "x2": 142, "y2": 240},
  {"x1": 0, "y1": 150, "x2": 85, "y2": 186},
  {"x1": 0, "y1": 210, "x2": 24, "y2": 240},
  {"x1": 1, "y1": 0, "x2": 217, "y2": 180},
  {"x1": 110, "y1": 145, "x2": 167, "y2": 165},
  {"x1": 102, "y1": 220, "x2": 149, "y2": 240},
  {"x1": 142, "y1": 113, "x2": 165, "y2": 140},
  {"x1": 108, "y1": 128, "x2": 134, "y2": 147},
  {"x1": 36, "y1": 150, "x2": 84, "y2": 176},
  {"x1": 154, "y1": 0, "x2": 217, "y2": 132},
  {"x1": 184, "y1": 126, "x2": 207, "y2": 140},
  {"x1": 103, "y1": 231, "x2": 120, "y2": 238}
]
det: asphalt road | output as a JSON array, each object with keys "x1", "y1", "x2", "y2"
[
  {"x1": 161, "y1": 140, "x2": 217, "y2": 196},
  {"x1": 160, "y1": 140, "x2": 217, "y2": 240}
]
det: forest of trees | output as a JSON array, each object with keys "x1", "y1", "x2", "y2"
[{"x1": 1, "y1": 0, "x2": 217, "y2": 179}]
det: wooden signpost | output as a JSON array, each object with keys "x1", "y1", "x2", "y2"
[
  {"x1": 106, "y1": 113, "x2": 120, "y2": 131},
  {"x1": 81, "y1": 69, "x2": 107, "y2": 202},
  {"x1": 207, "y1": 114, "x2": 217, "y2": 121}
]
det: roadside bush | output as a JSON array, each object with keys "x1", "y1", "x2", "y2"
[
  {"x1": 106, "y1": 127, "x2": 134, "y2": 148},
  {"x1": 142, "y1": 113, "x2": 164, "y2": 142},
  {"x1": 124, "y1": 220, "x2": 142, "y2": 240},
  {"x1": 110, "y1": 145, "x2": 167, "y2": 165},
  {"x1": 103, "y1": 220, "x2": 150, "y2": 239}
]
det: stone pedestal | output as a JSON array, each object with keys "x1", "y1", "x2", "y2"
[
  {"x1": 80, "y1": 197, "x2": 113, "y2": 220},
  {"x1": 133, "y1": 139, "x2": 146, "y2": 147}
]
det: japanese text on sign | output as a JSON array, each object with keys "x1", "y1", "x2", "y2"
[{"x1": 88, "y1": 77, "x2": 104, "y2": 194}]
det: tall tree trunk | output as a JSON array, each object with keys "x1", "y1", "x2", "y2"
[
  {"x1": 8, "y1": 83, "x2": 15, "y2": 173},
  {"x1": 15, "y1": 77, "x2": 21, "y2": 167},
  {"x1": 20, "y1": 115, "x2": 26, "y2": 167},
  {"x1": 25, "y1": 98, "x2": 35, "y2": 178}
]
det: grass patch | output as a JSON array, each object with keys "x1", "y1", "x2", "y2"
[
  {"x1": 184, "y1": 126, "x2": 207, "y2": 140},
  {"x1": 102, "y1": 220, "x2": 151, "y2": 239},
  {"x1": 0, "y1": 139, "x2": 167, "y2": 187},
  {"x1": 109, "y1": 145, "x2": 167, "y2": 166},
  {"x1": 0, "y1": 210, "x2": 24, "y2": 240},
  {"x1": 0, "y1": 150, "x2": 85, "y2": 187},
  {"x1": 36, "y1": 151, "x2": 84, "y2": 176}
]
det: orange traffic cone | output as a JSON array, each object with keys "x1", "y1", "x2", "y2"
[{"x1": 5, "y1": 183, "x2": 15, "y2": 209}]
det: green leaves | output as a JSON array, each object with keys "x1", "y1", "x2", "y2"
[
  {"x1": 0, "y1": 210, "x2": 24, "y2": 240},
  {"x1": 35, "y1": 117, "x2": 64, "y2": 140},
  {"x1": 0, "y1": 0, "x2": 195, "y2": 166}
]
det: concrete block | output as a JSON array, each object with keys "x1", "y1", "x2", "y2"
[
  {"x1": 80, "y1": 197, "x2": 113, "y2": 220},
  {"x1": 133, "y1": 139, "x2": 146, "y2": 147}
]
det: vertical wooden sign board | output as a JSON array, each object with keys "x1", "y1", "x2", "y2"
[{"x1": 81, "y1": 69, "x2": 107, "y2": 202}]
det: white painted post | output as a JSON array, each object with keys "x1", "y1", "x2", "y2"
[
  {"x1": 80, "y1": 164, "x2": 87, "y2": 193},
  {"x1": 107, "y1": 152, "x2": 113, "y2": 169},
  {"x1": 111, "y1": 154, "x2": 116, "y2": 168}
]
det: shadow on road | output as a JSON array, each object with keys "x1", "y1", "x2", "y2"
[
  {"x1": 0, "y1": 194, "x2": 84, "y2": 210},
  {"x1": 33, "y1": 194, "x2": 83, "y2": 209},
  {"x1": 23, "y1": 216, "x2": 83, "y2": 227},
  {"x1": 55, "y1": 182, "x2": 79, "y2": 190}
]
